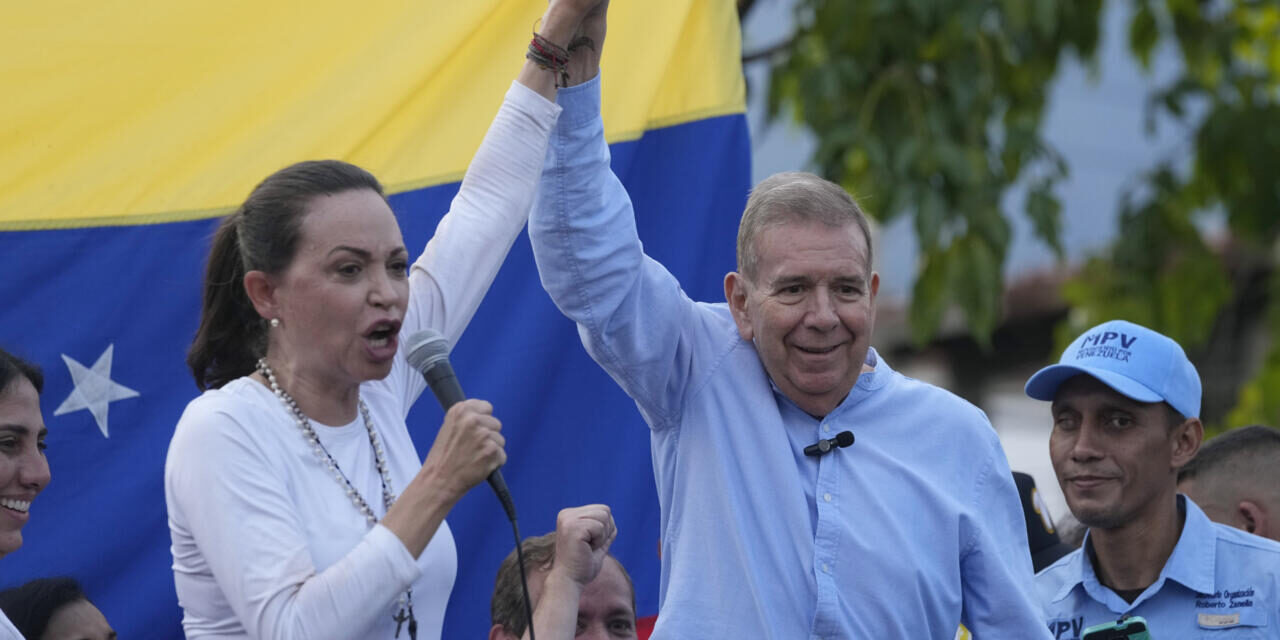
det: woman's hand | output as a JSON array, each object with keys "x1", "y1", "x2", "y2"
[
  {"x1": 421, "y1": 398, "x2": 505, "y2": 501},
  {"x1": 382, "y1": 398, "x2": 504, "y2": 557}
]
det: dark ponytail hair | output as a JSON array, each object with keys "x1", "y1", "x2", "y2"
[
  {"x1": 187, "y1": 160, "x2": 385, "y2": 390},
  {"x1": 0, "y1": 346, "x2": 43, "y2": 396}
]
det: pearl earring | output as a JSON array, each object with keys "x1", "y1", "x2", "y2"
[{"x1": 269, "y1": 318, "x2": 280, "y2": 328}]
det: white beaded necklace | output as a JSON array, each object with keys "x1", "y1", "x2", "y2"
[{"x1": 257, "y1": 358, "x2": 417, "y2": 639}]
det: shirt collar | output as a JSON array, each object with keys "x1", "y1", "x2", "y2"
[
  {"x1": 858, "y1": 347, "x2": 886, "y2": 387},
  {"x1": 1160, "y1": 495, "x2": 1217, "y2": 593},
  {"x1": 1053, "y1": 495, "x2": 1217, "y2": 605},
  {"x1": 766, "y1": 347, "x2": 890, "y2": 418},
  {"x1": 1052, "y1": 548, "x2": 1089, "y2": 603}
]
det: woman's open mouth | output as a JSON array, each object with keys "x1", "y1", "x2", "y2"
[{"x1": 364, "y1": 320, "x2": 402, "y2": 358}]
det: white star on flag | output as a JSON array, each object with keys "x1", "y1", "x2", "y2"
[{"x1": 53, "y1": 344, "x2": 140, "y2": 438}]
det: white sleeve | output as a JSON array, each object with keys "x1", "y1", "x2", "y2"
[
  {"x1": 391, "y1": 82, "x2": 561, "y2": 402},
  {"x1": 167, "y1": 405, "x2": 419, "y2": 640}
]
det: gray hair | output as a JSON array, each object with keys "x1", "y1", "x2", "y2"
[{"x1": 736, "y1": 171, "x2": 873, "y2": 280}]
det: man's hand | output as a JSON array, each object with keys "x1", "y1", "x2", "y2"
[
  {"x1": 550, "y1": 504, "x2": 617, "y2": 587},
  {"x1": 517, "y1": 505, "x2": 618, "y2": 640},
  {"x1": 547, "y1": 0, "x2": 605, "y2": 26},
  {"x1": 537, "y1": 0, "x2": 606, "y2": 50},
  {"x1": 564, "y1": 0, "x2": 608, "y2": 86}
]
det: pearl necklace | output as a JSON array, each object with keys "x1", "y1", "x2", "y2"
[{"x1": 257, "y1": 358, "x2": 416, "y2": 639}]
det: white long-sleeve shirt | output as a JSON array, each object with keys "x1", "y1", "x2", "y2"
[{"x1": 164, "y1": 81, "x2": 561, "y2": 640}]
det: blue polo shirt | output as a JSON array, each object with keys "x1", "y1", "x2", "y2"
[{"x1": 1035, "y1": 496, "x2": 1280, "y2": 639}]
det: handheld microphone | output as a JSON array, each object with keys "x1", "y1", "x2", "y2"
[
  {"x1": 405, "y1": 329, "x2": 537, "y2": 640},
  {"x1": 804, "y1": 430, "x2": 855, "y2": 457},
  {"x1": 405, "y1": 329, "x2": 517, "y2": 522}
]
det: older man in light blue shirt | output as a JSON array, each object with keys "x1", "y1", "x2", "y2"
[
  {"x1": 1027, "y1": 320, "x2": 1280, "y2": 639},
  {"x1": 530, "y1": 73, "x2": 1049, "y2": 639}
]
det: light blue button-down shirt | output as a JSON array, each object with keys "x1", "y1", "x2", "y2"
[
  {"x1": 1036, "y1": 496, "x2": 1280, "y2": 639},
  {"x1": 530, "y1": 75, "x2": 1050, "y2": 639}
]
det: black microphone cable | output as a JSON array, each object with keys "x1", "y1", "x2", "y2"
[
  {"x1": 482, "y1": 475, "x2": 534, "y2": 639},
  {"x1": 511, "y1": 516, "x2": 536, "y2": 640}
]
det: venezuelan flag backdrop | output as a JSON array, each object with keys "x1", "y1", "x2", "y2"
[{"x1": 0, "y1": 2, "x2": 747, "y2": 636}]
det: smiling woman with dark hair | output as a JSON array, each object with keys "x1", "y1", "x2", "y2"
[{"x1": 0, "y1": 347, "x2": 52, "y2": 639}]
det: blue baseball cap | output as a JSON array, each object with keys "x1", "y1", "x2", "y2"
[{"x1": 1024, "y1": 319, "x2": 1201, "y2": 419}]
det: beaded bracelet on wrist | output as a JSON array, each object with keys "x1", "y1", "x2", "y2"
[{"x1": 527, "y1": 32, "x2": 571, "y2": 88}]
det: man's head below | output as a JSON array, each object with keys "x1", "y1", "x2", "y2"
[
  {"x1": 490, "y1": 530, "x2": 637, "y2": 640},
  {"x1": 1178, "y1": 424, "x2": 1280, "y2": 541},
  {"x1": 0, "y1": 577, "x2": 115, "y2": 640},
  {"x1": 1025, "y1": 319, "x2": 1204, "y2": 531},
  {"x1": 724, "y1": 172, "x2": 880, "y2": 418}
]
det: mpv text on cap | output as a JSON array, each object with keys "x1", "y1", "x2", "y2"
[{"x1": 1024, "y1": 319, "x2": 1201, "y2": 419}]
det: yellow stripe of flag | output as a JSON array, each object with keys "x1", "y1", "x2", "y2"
[{"x1": 0, "y1": 1, "x2": 744, "y2": 230}]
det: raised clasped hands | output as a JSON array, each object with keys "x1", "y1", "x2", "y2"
[
  {"x1": 522, "y1": 0, "x2": 611, "y2": 96},
  {"x1": 547, "y1": 0, "x2": 607, "y2": 26}
]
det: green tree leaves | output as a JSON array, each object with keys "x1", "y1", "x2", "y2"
[
  {"x1": 769, "y1": 0, "x2": 1101, "y2": 345},
  {"x1": 764, "y1": 0, "x2": 1280, "y2": 426},
  {"x1": 1065, "y1": 0, "x2": 1280, "y2": 427}
]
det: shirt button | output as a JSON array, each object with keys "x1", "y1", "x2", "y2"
[
  {"x1": 823, "y1": 493, "x2": 832, "y2": 502},
  {"x1": 822, "y1": 563, "x2": 831, "y2": 573},
  {"x1": 823, "y1": 424, "x2": 831, "y2": 433}
]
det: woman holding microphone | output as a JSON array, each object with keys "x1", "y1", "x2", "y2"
[{"x1": 165, "y1": 1, "x2": 607, "y2": 638}]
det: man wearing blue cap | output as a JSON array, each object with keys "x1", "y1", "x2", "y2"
[{"x1": 1026, "y1": 319, "x2": 1280, "y2": 639}]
